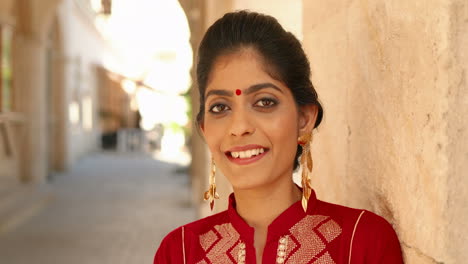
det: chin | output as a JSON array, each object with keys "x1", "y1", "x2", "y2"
[
  {"x1": 231, "y1": 182, "x2": 262, "y2": 191},
  {"x1": 229, "y1": 174, "x2": 275, "y2": 191}
]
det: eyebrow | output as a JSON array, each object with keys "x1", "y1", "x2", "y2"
[{"x1": 205, "y1": 82, "x2": 283, "y2": 99}]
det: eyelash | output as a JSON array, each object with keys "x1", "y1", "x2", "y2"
[
  {"x1": 208, "y1": 98, "x2": 278, "y2": 114},
  {"x1": 209, "y1": 104, "x2": 229, "y2": 114},
  {"x1": 255, "y1": 98, "x2": 277, "y2": 108}
]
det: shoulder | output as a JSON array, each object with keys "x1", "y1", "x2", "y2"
[
  {"x1": 314, "y1": 199, "x2": 368, "y2": 230},
  {"x1": 154, "y1": 226, "x2": 184, "y2": 263},
  {"x1": 351, "y1": 210, "x2": 403, "y2": 263},
  {"x1": 154, "y1": 210, "x2": 230, "y2": 263},
  {"x1": 356, "y1": 210, "x2": 397, "y2": 235},
  {"x1": 315, "y1": 199, "x2": 397, "y2": 234},
  {"x1": 314, "y1": 200, "x2": 403, "y2": 263},
  {"x1": 353, "y1": 210, "x2": 402, "y2": 248}
]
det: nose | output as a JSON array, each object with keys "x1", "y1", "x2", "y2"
[{"x1": 229, "y1": 108, "x2": 255, "y2": 137}]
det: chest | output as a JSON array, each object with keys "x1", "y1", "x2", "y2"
[{"x1": 192, "y1": 215, "x2": 346, "y2": 264}]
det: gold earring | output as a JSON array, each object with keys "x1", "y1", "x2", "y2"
[
  {"x1": 298, "y1": 133, "x2": 313, "y2": 212},
  {"x1": 204, "y1": 157, "x2": 219, "y2": 211}
]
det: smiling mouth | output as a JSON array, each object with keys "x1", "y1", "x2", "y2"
[
  {"x1": 227, "y1": 147, "x2": 267, "y2": 159},
  {"x1": 225, "y1": 147, "x2": 269, "y2": 165}
]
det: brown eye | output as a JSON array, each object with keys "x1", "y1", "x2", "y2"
[
  {"x1": 255, "y1": 98, "x2": 277, "y2": 108},
  {"x1": 209, "y1": 104, "x2": 230, "y2": 114}
]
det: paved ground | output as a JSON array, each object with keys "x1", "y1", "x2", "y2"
[{"x1": 0, "y1": 152, "x2": 196, "y2": 264}]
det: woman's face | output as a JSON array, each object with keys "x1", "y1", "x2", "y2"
[{"x1": 202, "y1": 49, "x2": 314, "y2": 191}]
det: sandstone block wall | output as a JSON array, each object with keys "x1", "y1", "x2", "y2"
[{"x1": 302, "y1": 0, "x2": 467, "y2": 263}]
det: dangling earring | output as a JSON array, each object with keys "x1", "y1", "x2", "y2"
[
  {"x1": 298, "y1": 133, "x2": 313, "y2": 212},
  {"x1": 204, "y1": 157, "x2": 219, "y2": 211}
]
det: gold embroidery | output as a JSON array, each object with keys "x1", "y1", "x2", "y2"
[
  {"x1": 198, "y1": 223, "x2": 243, "y2": 264},
  {"x1": 200, "y1": 230, "x2": 217, "y2": 251},
  {"x1": 237, "y1": 242, "x2": 246, "y2": 264},
  {"x1": 312, "y1": 252, "x2": 335, "y2": 264},
  {"x1": 317, "y1": 219, "x2": 342, "y2": 243},
  {"x1": 227, "y1": 241, "x2": 245, "y2": 263},
  {"x1": 283, "y1": 234, "x2": 297, "y2": 259},
  {"x1": 276, "y1": 215, "x2": 342, "y2": 263},
  {"x1": 199, "y1": 215, "x2": 342, "y2": 263},
  {"x1": 288, "y1": 216, "x2": 326, "y2": 262}
]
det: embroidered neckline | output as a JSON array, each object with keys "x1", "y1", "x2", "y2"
[{"x1": 227, "y1": 188, "x2": 319, "y2": 245}]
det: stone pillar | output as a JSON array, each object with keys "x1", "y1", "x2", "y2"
[
  {"x1": 10, "y1": 0, "x2": 66, "y2": 183},
  {"x1": 302, "y1": 0, "x2": 467, "y2": 263},
  {"x1": 14, "y1": 35, "x2": 48, "y2": 183},
  {"x1": 50, "y1": 52, "x2": 68, "y2": 172},
  {"x1": 178, "y1": 0, "x2": 207, "y2": 217}
]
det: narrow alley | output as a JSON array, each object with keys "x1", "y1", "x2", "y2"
[{"x1": 0, "y1": 152, "x2": 195, "y2": 263}]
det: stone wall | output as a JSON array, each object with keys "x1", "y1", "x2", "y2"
[
  {"x1": 446, "y1": 1, "x2": 468, "y2": 262},
  {"x1": 302, "y1": 0, "x2": 467, "y2": 263}
]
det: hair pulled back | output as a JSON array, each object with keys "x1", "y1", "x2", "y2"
[{"x1": 196, "y1": 11, "x2": 323, "y2": 170}]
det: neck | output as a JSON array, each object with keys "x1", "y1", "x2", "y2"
[{"x1": 234, "y1": 177, "x2": 302, "y2": 229}]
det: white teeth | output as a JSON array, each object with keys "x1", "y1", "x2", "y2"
[{"x1": 230, "y1": 148, "x2": 266, "y2": 159}]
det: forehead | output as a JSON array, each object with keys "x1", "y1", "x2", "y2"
[{"x1": 206, "y1": 49, "x2": 281, "y2": 91}]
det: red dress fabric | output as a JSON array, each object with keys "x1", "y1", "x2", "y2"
[{"x1": 154, "y1": 190, "x2": 403, "y2": 263}]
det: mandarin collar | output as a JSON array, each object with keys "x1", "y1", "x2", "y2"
[{"x1": 227, "y1": 189, "x2": 318, "y2": 244}]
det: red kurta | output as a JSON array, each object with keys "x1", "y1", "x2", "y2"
[{"x1": 155, "y1": 190, "x2": 403, "y2": 263}]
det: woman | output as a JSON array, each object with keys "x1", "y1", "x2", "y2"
[{"x1": 155, "y1": 11, "x2": 403, "y2": 264}]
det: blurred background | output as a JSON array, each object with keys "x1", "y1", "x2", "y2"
[{"x1": 0, "y1": 0, "x2": 466, "y2": 263}]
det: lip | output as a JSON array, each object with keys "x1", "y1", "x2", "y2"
[
  {"x1": 227, "y1": 144, "x2": 267, "y2": 152},
  {"x1": 225, "y1": 144, "x2": 269, "y2": 166}
]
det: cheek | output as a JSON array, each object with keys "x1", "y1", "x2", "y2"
[
  {"x1": 269, "y1": 110, "x2": 298, "y2": 140},
  {"x1": 203, "y1": 119, "x2": 226, "y2": 153},
  {"x1": 266, "y1": 109, "x2": 299, "y2": 158}
]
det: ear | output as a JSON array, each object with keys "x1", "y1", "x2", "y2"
[{"x1": 298, "y1": 104, "x2": 318, "y2": 135}]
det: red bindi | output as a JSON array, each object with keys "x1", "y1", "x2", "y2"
[{"x1": 235, "y1": 89, "x2": 242, "y2": 96}]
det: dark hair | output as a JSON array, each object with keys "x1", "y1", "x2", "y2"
[{"x1": 196, "y1": 11, "x2": 323, "y2": 170}]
